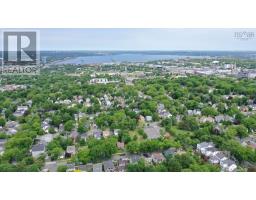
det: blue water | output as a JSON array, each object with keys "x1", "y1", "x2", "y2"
[{"x1": 53, "y1": 53, "x2": 205, "y2": 65}]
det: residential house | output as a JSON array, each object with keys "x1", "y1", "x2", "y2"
[
  {"x1": 6, "y1": 128, "x2": 17, "y2": 135},
  {"x1": 0, "y1": 84, "x2": 26, "y2": 92},
  {"x1": 76, "y1": 163, "x2": 93, "y2": 172},
  {"x1": 70, "y1": 130, "x2": 79, "y2": 142},
  {"x1": 144, "y1": 123, "x2": 161, "y2": 139},
  {"x1": 157, "y1": 104, "x2": 172, "y2": 119},
  {"x1": 26, "y1": 100, "x2": 33, "y2": 107},
  {"x1": 138, "y1": 115, "x2": 145, "y2": 123},
  {"x1": 13, "y1": 106, "x2": 29, "y2": 117},
  {"x1": 84, "y1": 98, "x2": 91, "y2": 107},
  {"x1": 203, "y1": 147, "x2": 218, "y2": 157},
  {"x1": 188, "y1": 109, "x2": 201, "y2": 116},
  {"x1": 163, "y1": 147, "x2": 177, "y2": 158},
  {"x1": 197, "y1": 141, "x2": 237, "y2": 171},
  {"x1": 133, "y1": 108, "x2": 140, "y2": 114},
  {"x1": 240, "y1": 136, "x2": 256, "y2": 149},
  {"x1": 37, "y1": 134, "x2": 54, "y2": 144},
  {"x1": 73, "y1": 95, "x2": 84, "y2": 104},
  {"x1": 220, "y1": 159, "x2": 237, "y2": 172},
  {"x1": 196, "y1": 142, "x2": 215, "y2": 155},
  {"x1": 209, "y1": 152, "x2": 228, "y2": 164},
  {"x1": 151, "y1": 152, "x2": 166, "y2": 164},
  {"x1": 41, "y1": 121, "x2": 50, "y2": 134},
  {"x1": 117, "y1": 142, "x2": 125, "y2": 150},
  {"x1": 144, "y1": 156, "x2": 153, "y2": 164},
  {"x1": 59, "y1": 124, "x2": 64, "y2": 133},
  {"x1": 103, "y1": 94, "x2": 112, "y2": 108},
  {"x1": 43, "y1": 161, "x2": 57, "y2": 172},
  {"x1": 113, "y1": 129, "x2": 119, "y2": 136},
  {"x1": 93, "y1": 163, "x2": 103, "y2": 172},
  {"x1": 249, "y1": 104, "x2": 256, "y2": 111},
  {"x1": 103, "y1": 160, "x2": 115, "y2": 172},
  {"x1": 103, "y1": 130, "x2": 111, "y2": 138},
  {"x1": 85, "y1": 163, "x2": 94, "y2": 172},
  {"x1": 115, "y1": 97, "x2": 126, "y2": 108},
  {"x1": 90, "y1": 78, "x2": 109, "y2": 84},
  {"x1": 78, "y1": 112, "x2": 86, "y2": 120},
  {"x1": 5, "y1": 121, "x2": 20, "y2": 135},
  {"x1": 66, "y1": 146, "x2": 76, "y2": 157},
  {"x1": 116, "y1": 157, "x2": 130, "y2": 172},
  {"x1": 215, "y1": 115, "x2": 234, "y2": 123},
  {"x1": 93, "y1": 130, "x2": 102, "y2": 140},
  {"x1": 66, "y1": 163, "x2": 76, "y2": 172},
  {"x1": 55, "y1": 99, "x2": 72, "y2": 105},
  {"x1": 31, "y1": 143, "x2": 46, "y2": 158},
  {"x1": 239, "y1": 106, "x2": 249, "y2": 112},
  {"x1": 145, "y1": 116, "x2": 153, "y2": 122},
  {"x1": 199, "y1": 116, "x2": 215, "y2": 123},
  {"x1": 129, "y1": 154, "x2": 143, "y2": 164}
]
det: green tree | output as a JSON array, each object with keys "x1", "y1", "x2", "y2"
[
  {"x1": 202, "y1": 107, "x2": 218, "y2": 116},
  {"x1": 0, "y1": 117, "x2": 6, "y2": 127},
  {"x1": 178, "y1": 116, "x2": 198, "y2": 131},
  {"x1": 236, "y1": 125, "x2": 249, "y2": 138},
  {"x1": 76, "y1": 147, "x2": 90, "y2": 164},
  {"x1": 77, "y1": 122, "x2": 86, "y2": 133},
  {"x1": 64, "y1": 120, "x2": 74, "y2": 132},
  {"x1": 57, "y1": 165, "x2": 67, "y2": 172}
]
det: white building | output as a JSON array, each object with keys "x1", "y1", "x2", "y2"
[{"x1": 220, "y1": 159, "x2": 237, "y2": 172}]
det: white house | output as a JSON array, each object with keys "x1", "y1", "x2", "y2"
[
  {"x1": 209, "y1": 152, "x2": 228, "y2": 164},
  {"x1": 196, "y1": 142, "x2": 215, "y2": 155},
  {"x1": 220, "y1": 159, "x2": 237, "y2": 172},
  {"x1": 145, "y1": 116, "x2": 153, "y2": 122},
  {"x1": 203, "y1": 147, "x2": 218, "y2": 157}
]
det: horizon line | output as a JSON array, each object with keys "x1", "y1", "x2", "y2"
[{"x1": 38, "y1": 50, "x2": 256, "y2": 52}]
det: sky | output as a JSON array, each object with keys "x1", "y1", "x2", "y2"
[{"x1": 1, "y1": 28, "x2": 256, "y2": 51}]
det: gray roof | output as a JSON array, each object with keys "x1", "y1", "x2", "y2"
[
  {"x1": 70, "y1": 131, "x2": 79, "y2": 138},
  {"x1": 77, "y1": 163, "x2": 93, "y2": 172},
  {"x1": 197, "y1": 142, "x2": 214, "y2": 149},
  {"x1": 6, "y1": 128, "x2": 17, "y2": 135},
  {"x1": 32, "y1": 143, "x2": 45, "y2": 152},
  {"x1": 0, "y1": 139, "x2": 7, "y2": 145},
  {"x1": 66, "y1": 163, "x2": 75, "y2": 170},
  {"x1": 221, "y1": 159, "x2": 236, "y2": 166},
  {"x1": 215, "y1": 115, "x2": 225, "y2": 122},
  {"x1": 205, "y1": 147, "x2": 218, "y2": 153},
  {"x1": 144, "y1": 123, "x2": 161, "y2": 139},
  {"x1": 163, "y1": 148, "x2": 176, "y2": 157},
  {"x1": 6, "y1": 121, "x2": 19, "y2": 128},
  {"x1": 93, "y1": 130, "x2": 102, "y2": 139},
  {"x1": 215, "y1": 152, "x2": 227, "y2": 160},
  {"x1": 209, "y1": 155, "x2": 219, "y2": 162},
  {"x1": 103, "y1": 160, "x2": 115, "y2": 171},
  {"x1": 93, "y1": 163, "x2": 103, "y2": 172},
  {"x1": 37, "y1": 134, "x2": 53, "y2": 143},
  {"x1": 129, "y1": 154, "x2": 142, "y2": 163},
  {"x1": 215, "y1": 115, "x2": 234, "y2": 123},
  {"x1": 43, "y1": 161, "x2": 57, "y2": 172}
]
